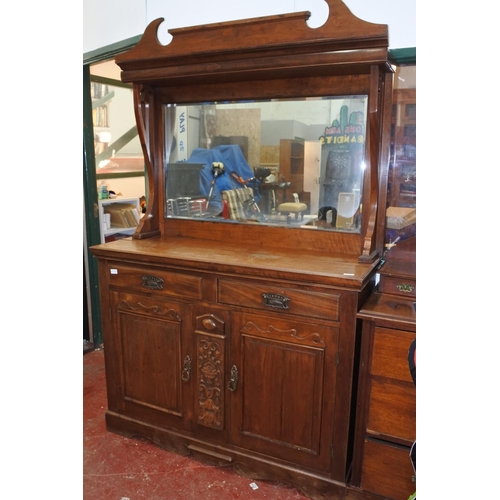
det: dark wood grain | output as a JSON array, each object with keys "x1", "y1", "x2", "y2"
[
  {"x1": 111, "y1": 0, "x2": 392, "y2": 263},
  {"x1": 90, "y1": 2, "x2": 398, "y2": 499},
  {"x1": 351, "y1": 260, "x2": 416, "y2": 499},
  {"x1": 361, "y1": 440, "x2": 415, "y2": 500}
]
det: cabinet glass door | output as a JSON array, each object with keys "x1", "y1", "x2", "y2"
[{"x1": 386, "y1": 64, "x2": 416, "y2": 246}]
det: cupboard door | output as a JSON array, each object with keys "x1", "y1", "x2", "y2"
[
  {"x1": 230, "y1": 311, "x2": 339, "y2": 472},
  {"x1": 108, "y1": 291, "x2": 194, "y2": 430}
]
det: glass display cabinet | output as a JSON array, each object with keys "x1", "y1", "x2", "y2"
[{"x1": 90, "y1": 1, "x2": 396, "y2": 498}]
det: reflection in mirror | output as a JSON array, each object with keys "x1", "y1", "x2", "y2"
[{"x1": 164, "y1": 96, "x2": 367, "y2": 232}]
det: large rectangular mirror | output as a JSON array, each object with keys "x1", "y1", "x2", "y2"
[{"x1": 164, "y1": 95, "x2": 367, "y2": 233}]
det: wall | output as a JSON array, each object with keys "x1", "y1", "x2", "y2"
[{"x1": 83, "y1": 0, "x2": 416, "y2": 54}]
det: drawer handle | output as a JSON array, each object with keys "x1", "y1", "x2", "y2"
[
  {"x1": 228, "y1": 365, "x2": 239, "y2": 392},
  {"x1": 396, "y1": 283, "x2": 415, "y2": 293},
  {"x1": 202, "y1": 318, "x2": 217, "y2": 331},
  {"x1": 181, "y1": 355, "x2": 191, "y2": 382},
  {"x1": 262, "y1": 293, "x2": 290, "y2": 310},
  {"x1": 141, "y1": 275, "x2": 164, "y2": 290}
]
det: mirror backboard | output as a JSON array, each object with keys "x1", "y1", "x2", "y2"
[{"x1": 165, "y1": 95, "x2": 367, "y2": 233}]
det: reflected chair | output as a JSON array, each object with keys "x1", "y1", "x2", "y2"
[{"x1": 278, "y1": 193, "x2": 308, "y2": 223}]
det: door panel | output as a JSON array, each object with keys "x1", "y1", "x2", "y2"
[
  {"x1": 230, "y1": 311, "x2": 339, "y2": 472},
  {"x1": 110, "y1": 291, "x2": 193, "y2": 430}
]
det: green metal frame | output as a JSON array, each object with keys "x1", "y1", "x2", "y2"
[
  {"x1": 389, "y1": 47, "x2": 416, "y2": 65},
  {"x1": 83, "y1": 35, "x2": 142, "y2": 65},
  {"x1": 90, "y1": 75, "x2": 141, "y2": 174},
  {"x1": 95, "y1": 126, "x2": 139, "y2": 164},
  {"x1": 90, "y1": 74, "x2": 133, "y2": 90},
  {"x1": 91, "y1": 90, "x2": 115, "y2": 110},
  {"x1": 83, "y1": 65, "x2": 103, "y2": 346},
  {"x1": 83, "y1": 35, "x2": 141, "y2": 347}
]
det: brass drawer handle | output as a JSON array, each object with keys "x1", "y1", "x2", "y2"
[
  {"x1": 228, "y1": 365, "x2": 239, "y2": 392},
  {"x1": 262, "y1": 293, "x2": 290, "y2": 310},
  {"x1": 141, "y1": 275, "x2": 164, "y2": 290},
  {"x1": 396, "y1": 283, "x2": 415, "y2": 293},
  {"x1": 181, "y1": 355, "x2": 191, "y2": 382}
]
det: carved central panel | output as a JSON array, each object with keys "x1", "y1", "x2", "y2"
[{"x1": 197, "y1": 338, "x2": 224, "y2": 430}]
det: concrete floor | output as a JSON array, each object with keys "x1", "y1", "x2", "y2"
[{"x1": 83, "y1": 348, "x2": 309, "y2": 500}]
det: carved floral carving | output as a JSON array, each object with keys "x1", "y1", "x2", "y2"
[
  {"x1": 197, "y1": 339, "x2": 223, "y2": 429},
  {"x1": 118, "y1": 300, "x2": 181, "y2": 321},
  {"x1": 242, "y1": 321, "x2": 325, "y2": 346}
]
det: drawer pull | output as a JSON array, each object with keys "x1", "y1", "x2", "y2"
[
  {"x1": 181, "y1": 355, "x2": 191, "y2": 382},
  {"x1": 228, "y1": 365, "x2": 239, "y2": 392},
  {"x1": 141, "y1": 275, "x2": 164, "y2": 290},
  {"x1": 262, "y1": 293, "x2": 290, "y2": 310},
  {"x1": 202, "y1": 318, "x2": 217, "y2": 331},
  {"x1": 396, "y1": 283, "x2": 415, "y2": 293}
]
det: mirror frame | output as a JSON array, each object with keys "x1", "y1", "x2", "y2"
[{"x1": 115, "y1": 0, "x2": 393, "y2": 263}]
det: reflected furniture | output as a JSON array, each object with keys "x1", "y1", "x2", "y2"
[
  {"x1": 212, "y1": 135, "x2": 249, "y2": 162},
  {"x1": 279, "y1": 139, "x2": 310, "y2": 207},
  {"x1": 98, "y1": 197, "x2": 141, "y2": 243},
  {"x1": 90, "y1": 1, "x2": 396, "y2": 498},
  {"x1": 388, "y1": 89, "x2": 416, "y2": 208}
]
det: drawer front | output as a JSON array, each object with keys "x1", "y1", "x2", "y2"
[
  {"x1": 107, "y1": 263, "x2": 203, "y2": 300},
  {"x1": 379, "y1": 275, "x2": 416, "y2": 298},
  {"x1": 361, "y1": 439, "x2": 415, "y2": 500},
  {"x1": 367, "y1": 377, "x2": 416, "y2": 441},
  {"x1": 218, "y1": 279, "x2": 340, "y2": 321},
  {"x1": 371, "y1": 327, "x2": 415, "y2": 383}
]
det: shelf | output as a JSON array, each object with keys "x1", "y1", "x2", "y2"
[
  {"x1": 104, "y1": 227, "x2": 137, "y2": 237},
  {"x1": 92, "y1": 90, "x2": 115, "y2": 110},
  {"x1": 98, "y1": 197, "x2": 141, "y2": 243}
]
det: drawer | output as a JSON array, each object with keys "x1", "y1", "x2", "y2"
[
  {"x1": 107, "y1": 263, "x2": 203, "y2": 300},
  {"x1": 218, "y1": 279, "x2": 340, "y2": 321},
  {"x1": 371, "y1": 327, "x2": 415, "y2": 383},
  {"x1": 361, "y1": 439, "x2": 415, "y2": 500},
  {"x1": 379, "y1": 274, "x2": 416, "y2": 298},
  {"x1": 367, "y1": 377, "x2": 416, "y2": 442}
]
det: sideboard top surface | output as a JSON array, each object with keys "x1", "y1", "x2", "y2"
[{"x1": 91, "y1": 235, "x2": 378, "y2": 290}]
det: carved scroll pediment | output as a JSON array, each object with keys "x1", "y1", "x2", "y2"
[{"x1": 115, "y1": 0, "x2": 388, "y2": 79}]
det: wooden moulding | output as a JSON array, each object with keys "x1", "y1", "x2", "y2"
[
  {"x1": 114, "y1": 0, "x2": 392, "y2": 261},
  {"x1": 115, "y1": 0, "x2": 389, "y2": 80}
]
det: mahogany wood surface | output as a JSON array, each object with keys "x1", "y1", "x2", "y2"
[
  {"x1": 112, "y1": 0, "x2": 392, "y2": 262},
  {"x1": 94, "y1": 242, "x2": 374, "y2": 495},
  {"x1": 360, "y1": 440, "x2": 415, "y2": 500},
  {"x1": 90, "y1": 2, "x2": 399, "y2": 499},
  {"x1": 91, "y1": 235, "x2": 379, "y2": 289},
  {"x1": 352, "y1": 272, "x2": 416, "y2": 499},
  {"x1": 116, "y1": 1, "x2": 389, "y2": 83}
]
